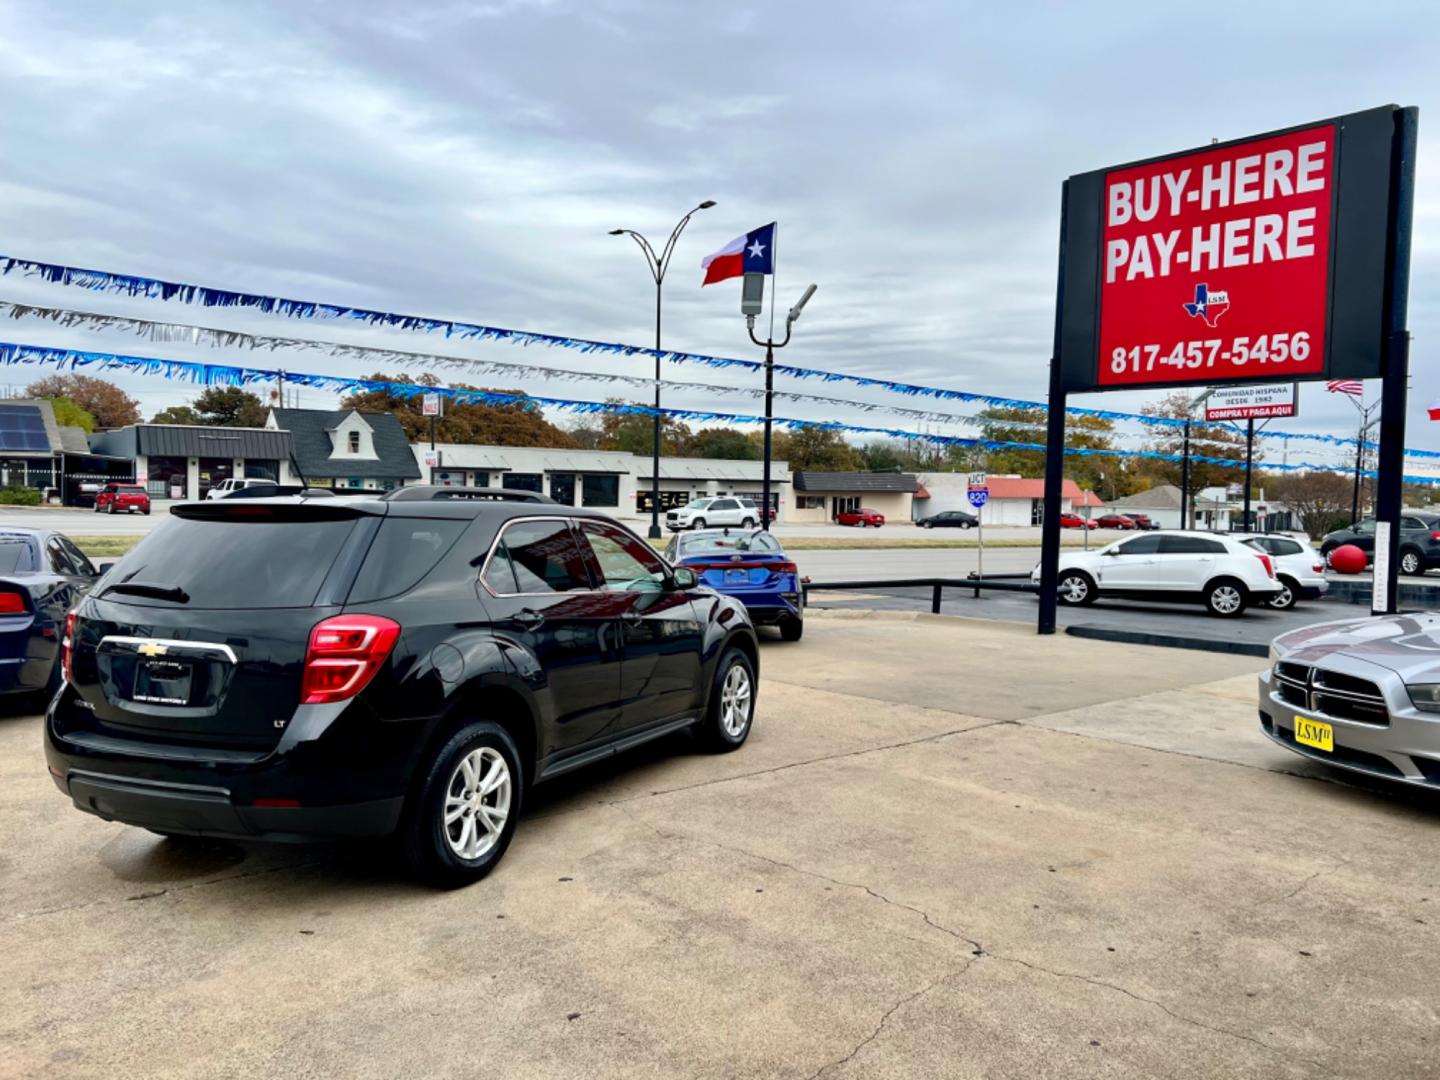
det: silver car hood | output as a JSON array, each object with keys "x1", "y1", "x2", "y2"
[{"x1": 1274, "y1": 612, "x2": 1440, "y2": 678}]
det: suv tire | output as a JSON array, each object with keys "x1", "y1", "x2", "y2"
[
  {"x1": 699, "y1": 647, "x2": 755, "y2": 752},
  {"x1": 690, "y1": 517, "x2": 706, "y2": 530},
  {"x1": 1204, "y1": 577, "x2": 1248, "y2": 618},
  {"x1": 1400, "y1": 548, "x2": 1423, "y2": 575},
  {"x1": 399, "y1": 720, "x2": 523, "y2": 887},
  {"x1": 741, "y1": 517, "x2": 756, "y2": 529},
  {"x1": 1057, "y1": 570, "x2": 1096, "y2": 606},
  {"x1": 1268, "y1": 576, "x2": 1297, "y2": 610}
]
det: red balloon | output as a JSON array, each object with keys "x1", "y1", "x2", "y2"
[{"x1": 1329, "y1": 544, "x2": 1367, "y2": 575}]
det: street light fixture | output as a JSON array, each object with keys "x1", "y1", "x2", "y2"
[
  {"x1": 746, "y1": 279, "x2": 819, "y2": 529},
  {"x1": 609, "y1": 200, "x2": 716, "y2": 538}
]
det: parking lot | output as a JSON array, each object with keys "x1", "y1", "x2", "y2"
[{"x1": 6, "y1": 611, "x2": 1438, "y2": 1079}]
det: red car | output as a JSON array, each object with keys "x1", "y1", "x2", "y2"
[
  {"x1": 1126, "y1": 513, "x2": 1157, "y2": 530},
  {"x1": 837, "y1": 507, "x2": 885, "y2": 528},
  {"x1": 94, "y1": 483, "x2": 151, "y2": 515},
  {"x1": 1058, "y1": 513, "x2": 1097, "y2": 529},
  {"x1": 1094, "y1": 513, "x2": 1137, "y2": 530}
]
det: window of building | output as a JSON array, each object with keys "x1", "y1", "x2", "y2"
[
  {"x1": 348, "y1": 431, "x2": 361, "y2": 453},
  {"x1": 582, "y1": 474, "x2": 619, "y2": 507},
  {"x1": 796, "y1": 495, "x2": 825, "y2": 511},
  {"x1": 506, "y1": 473, "x2": 543, "y2": 493}
]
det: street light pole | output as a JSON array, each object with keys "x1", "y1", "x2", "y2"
[
  {"x1": 610, "y1": 200, "x2": 716, "y2": 538},
  {"x1": 746, "y1": 284, "x2": 818, "y2": 529}
]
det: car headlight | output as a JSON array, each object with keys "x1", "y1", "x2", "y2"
[{"x1": 1407, "y1": 684, "x2": 1440, "y2": 713}]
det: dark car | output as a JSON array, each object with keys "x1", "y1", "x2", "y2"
[
  {"x1": 0, "y1": 529, "x2": 101, "y2": 702},
  {"x1": 916, "y1": 510, "x2": 977, "y2": 530},
  {"x1": 664, "y1": 529, "x2": 803, "y2": 640},
  {"x1": 45, "y1": 489, "x2": 760, "y2": 885},
  {"x1": 1321, "y1": 513, "x2": 1440, "y2": 575},
  {"x1": 94, "y1": 483, "x2": 151, "y2": 515}
]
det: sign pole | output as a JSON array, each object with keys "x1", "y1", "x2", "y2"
[
  {"x1": 1038, "y1": 182, "x2": 1069, "y2": 636},
  {"x1": 1179, "y1": 418, "x2": 1191, "y2": 530},
  {"x1": 1373, "y1": 106, "x2": 1419, "y2": 616},
  {"x1": 1243, "y1": 418, "x2": 1255, "y2": 532}
]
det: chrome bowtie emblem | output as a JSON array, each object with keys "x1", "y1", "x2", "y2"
[{"x1": 136, "y1": 642, "x2": 168, "y2": 657}]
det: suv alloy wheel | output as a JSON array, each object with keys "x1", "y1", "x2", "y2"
[
  {"x1": 1205, "y1": 578, "x2": 1247, "y2": 617},
  {"x1": 1401, "y1": 549, "x2": 1423, "y2": 575},
  {"x1": 1057, "y1": 570, "x2": 1095, "y2": 605},
  {"x1": 400, "y1": 720, "x2": 523, "y2": 886},
  {"x1": 700, "y1": 647, "x2": 755, "y2": 751}
]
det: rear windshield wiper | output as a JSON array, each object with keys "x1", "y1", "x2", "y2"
[{"x1": 98, "y1": 582, "x2": 191, "y2": 603}]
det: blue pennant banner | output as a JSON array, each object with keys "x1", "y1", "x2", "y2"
[{"x1": 0, "y1": 337, "x2": 1421, "y2": 484}]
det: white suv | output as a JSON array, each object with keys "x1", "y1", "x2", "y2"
[
  {"x1": 1034, "y1": 530, "x2": 1284, "y2": 617},
  {"x1": 666, "y1": 497, "x2": 759, "y2": 532},
  {"x1": 1241, "y1": 534, "x2": 1328, "y2": 610},
  {"x1": 205, "y1": 477, "x2": 275, "y2": 500}
]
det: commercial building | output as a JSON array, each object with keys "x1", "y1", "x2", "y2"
[
  {"x1": 268, "y1": 408, "x2": 421, "y2": 492},
  {"x1": 89, "y1": 423, "x2": 295, "y2": 501},
  {"x1": 414, "y1": 443, "x2": 792, "y2": 522},
  {"x1": 1105, "y1": 484, "x2": 1238, "y2": 530},
  {"x1": 788, "y1": 471, "x2": 918, "y2": 523},
  {"x1": 0, "y1": 399, "x2": 133, "y2": 505}
]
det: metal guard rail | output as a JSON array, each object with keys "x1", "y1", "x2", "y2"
[{"x1": 802, "y1": 576, "x2": 1041, "y2": 614}]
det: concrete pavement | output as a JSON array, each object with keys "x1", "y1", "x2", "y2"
[{"x1": 4, "y1": 614, "x2": 1438, "y2": 1077}]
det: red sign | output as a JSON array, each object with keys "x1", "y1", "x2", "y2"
[{"x1": 1097, "y1": 125, "x2": 1335, "y2": 387}]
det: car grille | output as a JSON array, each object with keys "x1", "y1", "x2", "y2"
[{"x1": 1272, "y1": 662, "x2": 1389, "y2": 727}]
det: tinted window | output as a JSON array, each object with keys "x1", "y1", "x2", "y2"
[
  {"x1": 711, "y1": 499, "x2": 738, "y2": 511},
  {"x1": 1402, "y1": 517, "x2": 1427, "y2": 530},
  {"x1": 1354, "y1": 520, "x2": 1376, "y2": 535},
  {"x1": 108, "y1": 516, "x2": 358, "y2": 608},
  {"x1": 1160, "y1": 536, "x2": 1224, "y2": 554},
  {"x1": 0, "y1": 539, "x2": 34, "y2": 573},
  {"x1": 582, "y1": 474, "x2": 619, "y2": 507},
  {"x1": 581, "y1": 521, "x2": 667, "y2": 592},
  {"x1": 59, "y1": 537, "x2": 95, "y2": 576},
  {"x1": 46, "y1": 539, "x2": 79, "y2": 575},
  {"x1": 348, "y1": 517, "x2": 468, "y2": 602},
  {"x1": 1271, "y1": 538, "x2": 1303, "y2": 556},
  {"x1": 1116, "y1": 535, "x2": 1163, "y2": 555},
  {"x1": 482, "y1": 542, "x2": 520, "y2": 595},
  {"x1": 489, "y1": 520, "x2": 590, "y2": 594},
  {"x1": 679, "y1": 532, "x2": 779, "y2": 556}
]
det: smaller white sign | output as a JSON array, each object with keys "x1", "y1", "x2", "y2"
[
  {"x1": 1372, "y1": 521, "x2": 1391, "y2": 613},
  {"x1": 968, "y1": 471, "x2": 987, "y2": 488},
  {"x1": 1204, "y1": 383, "x2": 1298, "y2": 422},
  {"x1": 421, "y1": 393, "x2": 442, "y2": 417},
  {"x1": 421, "y1": 450, "x2": 440, "y2": 468}
]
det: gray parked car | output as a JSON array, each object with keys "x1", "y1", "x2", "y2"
[{"x1": 1260, "y1": 613, "x2": 1440, "y2": 788}]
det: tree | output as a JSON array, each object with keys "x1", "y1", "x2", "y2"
[
  {"x1": 595, "y1": 400, "x2": 692, "y2": 456},
  {"x1": 26, "y1": 374, "x2": 140, "y2": 428},
  {"x1": 340, "y1": 374, "x2": 577, "y2": 447},
  {"x1": 976, "y1": 406, "x2": 1118, "y2": 493},
  {"x1": 46, "y1": 396, "x2": 96, "y2": 433},
  {"x1": 151, "y1": 405, "x2": 202, "y2": 425},
  {"x1": 779, "y1": 426, "x2": 862, "y2": 471},
  {"x1": 193, "y1": 386, "x2": 269, "y2": 427},
  {"x1": 689, "y1": 427, "x2": 758, "y2": 461},
  {"x1": 1138, "y1": 390, "x2": 1250, "y2": 526},
  {"x1": 1266, "y1": 470, "x2": 1355, "y2": 539},
  {"x1": 859, "y1": 440, "x2": 906, "y2": 472}
]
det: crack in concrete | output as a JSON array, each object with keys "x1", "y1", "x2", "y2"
[
  {"x1": 619, "y1": 807, "x2": 1332, "y2": 1076},
  {"x1": 1277, "y1": 856, "x2": 1353, "y2": 903},
  {"x1": 802, "y1": 967, "x2": 970, "y2": 1080}
]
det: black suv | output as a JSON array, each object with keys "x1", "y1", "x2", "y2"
[
  {"x1": 45, "y1": 490, "x2": 760, "y2": 884},
  {"x1": 1320, "y1": 513, "x2": 1440, "y2": 575}
]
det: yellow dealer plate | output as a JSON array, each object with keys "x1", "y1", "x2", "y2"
[{"x1": 1295, "y1": 716, "x2": 1334, "y2": 753}]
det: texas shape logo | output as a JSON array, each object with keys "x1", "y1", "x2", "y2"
[{"x1": 1182, "y1": 284, "x2": 1230, "y2": 329}]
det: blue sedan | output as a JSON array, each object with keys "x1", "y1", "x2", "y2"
[{"x1": 664, "y1": 529, "x2": 804, "y2": 641}]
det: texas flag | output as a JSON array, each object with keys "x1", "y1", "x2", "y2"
[
  {"x1": 1428, "y1": 398, "x2": 1440, "y2": 421},
  {"x1": 701, "y1": 222, "x2": 775, "y2": 285}
]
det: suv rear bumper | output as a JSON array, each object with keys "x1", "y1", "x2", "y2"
[{"x1": 54, "y1": 768, "x2": 402, "y2": 841}]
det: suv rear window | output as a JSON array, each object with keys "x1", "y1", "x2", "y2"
[
  {"x1": 348, "y1": 517, "x2": 467, "y2": 602},
  {"x1": 109, "y1": 516, "x2": 359, "y2": 608}
]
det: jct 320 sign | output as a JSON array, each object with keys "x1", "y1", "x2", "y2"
[{"x1": 1057, "y1": 106, "x2": 1408, "y2": 393}]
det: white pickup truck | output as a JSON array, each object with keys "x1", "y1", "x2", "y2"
[{"x1": 666, "y1": 497, "x2": 760, "y2": 532}]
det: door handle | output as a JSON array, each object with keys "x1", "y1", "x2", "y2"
[{"x1": 511, "y1": 609, "x2": 545, "y2": 630}]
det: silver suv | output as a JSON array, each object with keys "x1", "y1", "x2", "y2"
[{"x1": 666, "y1": 497, "x2": 759, "y2": 532}]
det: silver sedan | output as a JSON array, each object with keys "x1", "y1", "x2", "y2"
[{"x1": 1260, "y1": 613, "x2": 1440, "y2": 787}]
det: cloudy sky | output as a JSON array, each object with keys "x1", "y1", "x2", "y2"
[{"x1": 0, "y1": 0, "x2": 1436, "y2": 470}]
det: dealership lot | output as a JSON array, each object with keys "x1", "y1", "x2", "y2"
[{"x1": 5, "y1": 612, "x2": 1438, "y2": 1079}]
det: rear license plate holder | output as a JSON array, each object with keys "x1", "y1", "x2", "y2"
[
  {"x1": 725, "y1": 569, "x2": 748, "y2": 584},
  {"x1": 133, "y1": 660, "x2": 194, "y2": 706}
]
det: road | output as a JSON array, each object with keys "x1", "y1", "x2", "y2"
[{"x1": 8, "y1": 613, "x2": 1437, "y2": 1077}]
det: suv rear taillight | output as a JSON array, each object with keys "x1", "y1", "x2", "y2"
[
  {"x1": 301, "y1": 615, "x2": 401, "y2": 705},
  {"x1": 61, "y1": 610, "x2": 77, "y2": 683},
  {"x1": 1255, "y1": 553, "x2": 1275, "y2": 578}
]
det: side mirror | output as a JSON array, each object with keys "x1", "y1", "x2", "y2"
[
  {"x1": 671, "y1": 567, "x2": 698, "y2": 590},
  {"x1": 96, "y1": 561, "x2": 116, "y2": 575},
  {"x1": 1101, "y1": 548, "x2": 1119, "y2": 557}
]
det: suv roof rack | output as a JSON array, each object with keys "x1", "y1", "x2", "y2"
[{"x1": 382, "y1": 486, "x2": 556, "y2": 504}]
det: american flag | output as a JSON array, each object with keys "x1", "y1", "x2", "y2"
[{"x1": 1326, "y1": 379, "x2": 1364, "y2": 396}]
